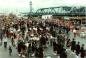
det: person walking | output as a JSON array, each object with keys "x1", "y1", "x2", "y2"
[
  {"x1": 66, "y1": 39, "x2": 71, "y2": 48},
  {"x1": 80, "y1": 44, "x2": 85, "y2": 58},
  {"x1": 0, "y1": 28, "x2": 3, "y2": 45},
  {"x1": 60, "y1": 48, "x2": 67, "y2": 58},
  {"x1": 11, "y1": 37, "x2": 14, "y2": 46},
  {"x1": 75, "y1": 42, "x2": 80, "y2": 56},
  {"x1": 71, "y1": 39, "x2": 76, "y2": 52},
  {"x1": 9, "y1": 45, "x2": 12, "y2": 56},
  {"x1": 53, "y1": 41, "x2": 57, "y2": 54},
  {"x1": 3, "y1": 36, "x2": 8, "y2": 48},
  {"x1": 38, "y1": 46, "x2": 44, "y2": 58},
  {"x1": 27, "y1": 43, "x2": 32, "y2": 58}
]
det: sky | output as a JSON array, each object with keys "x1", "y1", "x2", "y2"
[{"x1": 0, "y1": 0, "x2": 86, "y2": 13}]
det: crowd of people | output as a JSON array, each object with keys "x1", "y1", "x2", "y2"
[
  {"x1": 0, "y1": 14, "x2": 86, "y2": 58},
  {"x1": 66, "y1": 38, "x2": 86, "y2": 58}
]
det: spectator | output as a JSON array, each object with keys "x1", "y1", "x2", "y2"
[{"x1": 73, "y1": 28, "x2": 77, "y2": 38}]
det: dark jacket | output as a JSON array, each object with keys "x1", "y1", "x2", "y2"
[
  {"x1": 80, "y1": 47, "x2": 85, "y2": 58},
  {"x1": 71, "y1": 40, "x2": 76, "y2": 50},
  {"x1": 76, "y1": 44, "x2": 80, "y2": 55}
]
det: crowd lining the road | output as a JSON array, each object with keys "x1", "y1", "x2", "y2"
[{"x1": 0, "y1": 15, "x2": 86, "y2": 58}]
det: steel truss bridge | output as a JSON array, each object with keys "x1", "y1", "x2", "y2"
[{"x1": 25, "y1": 6, "x2": 86, "y2": 17}]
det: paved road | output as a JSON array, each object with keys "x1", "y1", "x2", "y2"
[
  {"x1": 0, "y1": 38, "x2": 58, "y2": 58},
  {"x1": 69, "y1": 31, "x2": 86, "y2": 49},
  {"x1": 0, "y1": 31, "x2": 86, "y2": 58},
  {"x1": 0, "y1": 39, "x2": 19, "y2": 58}
]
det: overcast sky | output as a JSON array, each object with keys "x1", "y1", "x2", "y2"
[{"x1": 0, "y1": 0, "x2": 86, "y2": 13}]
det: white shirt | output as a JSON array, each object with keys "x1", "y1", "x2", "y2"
[{"x1": 3, "y1": 37, "x2": 8, "y2": 42}]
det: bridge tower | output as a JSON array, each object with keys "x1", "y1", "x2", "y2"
[
  {"x1": 29, "y1": 1, "x2": 32, "y2": 14},
  {"x1": 29, "y1": 1, "x2": 33, "y2": 19}
]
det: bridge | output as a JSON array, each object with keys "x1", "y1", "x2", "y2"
[{"x1": 23, "y1": 6, "x2": 86, "y2": 17}]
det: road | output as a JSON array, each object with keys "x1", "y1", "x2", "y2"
[{"x1": 0, "y1": 31, "x2": 86, "y2": 58}]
